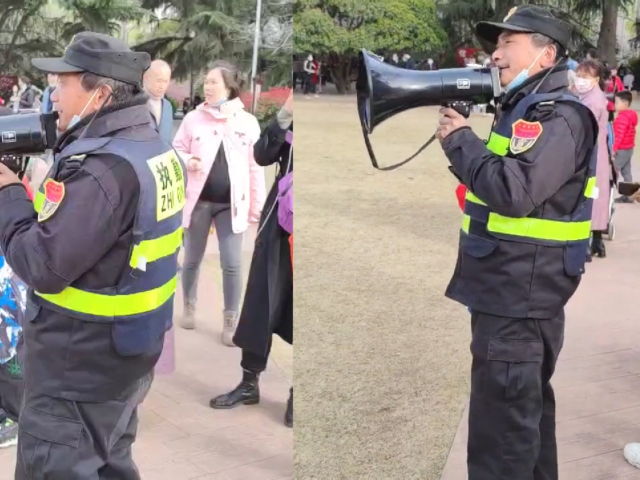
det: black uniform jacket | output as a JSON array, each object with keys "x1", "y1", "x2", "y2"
[
  {"x1": 441, "y1": 68, "x2": 597, "y2": 319},
  {"x1": 0, "y1": 97, "x2": 164, "y2": 402}
]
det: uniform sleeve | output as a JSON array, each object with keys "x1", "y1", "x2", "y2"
[
  {"x1": 441, "y1": 103, "x2": 592, "y2": 218},
  {"x1": 0, "y1": 168, "x2": 120, "y2": 294}
]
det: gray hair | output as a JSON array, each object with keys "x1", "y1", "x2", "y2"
[
  {"x1": 79, "y1": 72, "x2": 142, "y2": 103},
  {"x1": 529, "y1": 33, "x2": 564, "y2": 61}
]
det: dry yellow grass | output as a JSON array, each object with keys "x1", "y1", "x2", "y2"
[{"x1": 294, "y1": 95, "x2": 497, "y2": 479}]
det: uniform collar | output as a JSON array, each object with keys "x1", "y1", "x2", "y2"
[
  {"x1": 55, "y1": 95, "x2": 152, "y2": 153},
  {"x1": 501, "y1": 64, "x2": 570, "y2": 110}
]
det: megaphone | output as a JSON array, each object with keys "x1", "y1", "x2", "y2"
[
  {"x1": 0, "y1": 112, "x2": 59, "y2": 156},
  {"x1": 356, "y1": 49, "x2": 502, "y2": 170},
  {"x1": 0, "y1": 111, "x2": 59, "y2": 176}
]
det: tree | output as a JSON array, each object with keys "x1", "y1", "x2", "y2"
[
  {"x1": 58, "y1": 0, "x2": 148, "y2": 39},
  {"x1": 294, "y1": 0, "x2": 446, "y2": 93}
]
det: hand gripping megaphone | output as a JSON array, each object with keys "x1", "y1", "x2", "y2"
[{"x1": 356, "y1": 49, "x2": 502, "y2": 170}]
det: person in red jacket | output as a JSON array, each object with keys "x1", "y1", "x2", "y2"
[
  {"x1": 613, "y1": 90, "x2": 638, "y2": 203},
  {"x1": 606, "y1": 66, "x2": 625, "y2": 122}
]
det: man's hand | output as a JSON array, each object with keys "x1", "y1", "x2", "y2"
[
  {"x1": 436, "y1": 107, "x2": 468, "y2": 141},
  {"x1": 0, "y1": 163, "x2": 23, "y2": 188}
]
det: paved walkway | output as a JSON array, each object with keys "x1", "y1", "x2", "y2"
[
  {"x1": 441, "y1": 195, "x2": 640, "y2": 479},
  {"x1": 0, "y1": 224, "x2": 293, "y2": 480}
]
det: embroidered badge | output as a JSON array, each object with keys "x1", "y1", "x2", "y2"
[
  {"x1": 38, "y1": 179, "x2": 66, "y2": 223},
  {"x1": 510, "y1": 120, "x2": 543, "y2": 155},
  {"x1": 504, "y1": 6, "x2": 517, "y2": 21}
]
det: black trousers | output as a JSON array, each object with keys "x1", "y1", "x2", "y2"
[
  {"x1": 241, "y1": 337, "x2": 273, "y2": 374},
  {"x1": 15, "y1": 373, "x2": 153, "y2": 480},
  {"x1": 467, "y1": 310, "x2": 565, "y2": 480}
]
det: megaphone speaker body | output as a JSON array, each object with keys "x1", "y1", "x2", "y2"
[{"x1": 357, "y1": 49, "x2": 501, "y2": 134}]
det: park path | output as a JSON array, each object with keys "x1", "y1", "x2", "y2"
[
  {"x1": 441, "y1": 181, "x2": 640, "y2": 479},
  {"x1": 0, "y1": 223, "x2": 293, "y2": 480}
]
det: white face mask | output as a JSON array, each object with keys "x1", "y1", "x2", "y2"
[
  {"x1": 68, "y1": 88, "x2": 100, "y2": 130},
  {"x1": 575, "y1": 77, "x2": 595, "y2": 95}
]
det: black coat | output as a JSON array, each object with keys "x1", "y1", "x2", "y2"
[{"x1": 233, "y1": 118, "x2": 293, "y2": 357}]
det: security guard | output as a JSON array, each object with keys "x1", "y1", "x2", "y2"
[
  {"x1": 436, "y1": 7, "x2": 598, "y2": 480},
  {"x1": 0, "y1": 33, "x2": 185, "y2": 478}
]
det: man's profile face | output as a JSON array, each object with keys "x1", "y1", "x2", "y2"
[
  {"x1": 144, "y1": 62, "x2": 172, "y2": 99},
  {"x1": 50, "y1": 73, "x2": 98, "y2": 131},
  {"x1": 492, "y1": 32, "x2": 550, "y2": 87}
]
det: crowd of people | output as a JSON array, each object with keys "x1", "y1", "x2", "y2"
[{"x1": 0, "y1": 31, "x2": 293, "y2": 479}]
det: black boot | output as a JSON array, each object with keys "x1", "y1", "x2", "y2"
[
  {"x1": 284, "y1": 388, "x2": 293, "y2": 428},
  {"x1": 210, "y1": 370, "x2": 260, "y2": 409},
  {"x1": 591, "y1": 231, "x2": 606, "y2": 258}
]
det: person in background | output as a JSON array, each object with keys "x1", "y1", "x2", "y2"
[
  {"x1": 17, "y1": 78, "x2": 35, "y2": 110},
  {"x1": 575, "y1": 60, "x2": 610, "y2": 258},
  {"x1": 605, "y1": 66, "x2": 624, "y2": 122},
  {"x1": 425, "y1": 57, "x2": 438, "y2": 70},
  {"x1": 173, "y1": 61, "x2": 266, "y2": 344},
  {"x1": 40, "y1": 73, "x2": 58, "y2": 114},
  {"x1": 402, "y1": 53, "x2": 416, "y2": 70},
  {"x1": 143, "y1": 59, "x2": 174, "y2": 144},
  {"x1": 612, "y1": 90, "x2": 638, "y2": 203},
  {"x1": 9, "y1": 85, "x2": 19, "y2": 113},
  {"x1": 303, "y1": 54, "x2": 317, "y2": 98},
  {"x1": 586, "y1": 48, "x2": 598, "y2": 61},
  {"x1": 624, "y1": 70, "x2": 635, "y2": 91},
  {"x1": 210, "y1": 90, "x2": 293, "y2": 428},
  {"x1": 390, "y1": 53, "x2": 400, "y2": 66}
]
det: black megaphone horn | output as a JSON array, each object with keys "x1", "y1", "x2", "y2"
[{"x1": 356, "y1": 49, "x2": 502, "y2": 170}]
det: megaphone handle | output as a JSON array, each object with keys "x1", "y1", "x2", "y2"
[
  {"x1": 445, "y1": 101, "x2": 472, "y2": 119},
  {"x1": 363, "y1": 124, "x2": 437, "y2": 171}
]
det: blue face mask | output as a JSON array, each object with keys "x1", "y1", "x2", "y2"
[{"x1": 504, "y1": 48, "x2": 547, "y2": 92}]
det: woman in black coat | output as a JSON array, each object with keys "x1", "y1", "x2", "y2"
[{"x1": 210, "y1": 94, "x2": 293, "y2": 427}]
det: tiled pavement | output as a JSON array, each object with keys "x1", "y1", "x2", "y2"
[
  {"x1": 441, "y1": 195, "x2": 640, "y2": 478},
  {"x1": 0, "y1": 223, "x2": 293, "y2": 479}
]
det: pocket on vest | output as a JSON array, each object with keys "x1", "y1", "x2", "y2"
[
  {"x1": 564, "y1": 243, "x2": 587, "y2": 277},
  {"x1": 111, "y1": 315, "x2": 170, "y2": 357},
  {"x1": 460, "y1": 234, "x2": 498, "y2": 258}
]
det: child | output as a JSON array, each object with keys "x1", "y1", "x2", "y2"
[
  {"x1": 0, "y1": 256, "x2": 26, "y2": 449},
  {"x1": 613, "y1": 90, "x2": 638, "y2": 203}
]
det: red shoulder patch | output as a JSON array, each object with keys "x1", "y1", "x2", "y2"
[
  {"x1": 510, "y1": 120, "x2": 543, "y2": 154},
  {"x1": 38, "y1": 179, "x2": 66, "y2": 222}
]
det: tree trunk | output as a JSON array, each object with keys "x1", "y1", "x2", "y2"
[
  {"x1": 329, "y1": 57, "x2": 351, "y2": 94},
  {"x1": 597, "y1": 1, "x2": 618, "y2": 65}
]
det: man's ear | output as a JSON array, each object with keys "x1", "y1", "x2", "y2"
[{"x1": 541, "y1": 45, "x2": 557, "y2": 68}]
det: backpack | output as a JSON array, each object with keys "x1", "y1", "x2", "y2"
[{"x1": 277, "y1": 131, "x2": 293, "y2": 234}]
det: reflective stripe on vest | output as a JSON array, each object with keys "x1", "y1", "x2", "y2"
[
  {"x1": 37, "y1": 276, "x2": 178, "y2": 317},
  {"x1": 33, "y1": 189, "x2": 183, "y2": 270},
  {"x1": 461, "y1": 93, "x2": 597, "y2": 244},
  {"x1": 32, "y1": 141, "x2": 185, "y2": 329}
]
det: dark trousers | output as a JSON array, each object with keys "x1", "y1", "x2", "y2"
[
  {"x1": 0, "y1": 355, "x2": 23, "y2": 421},
  {"x1": 15, "y1": 373, "x2": 153, "y2": 480},
  {"x1": 241, "y1": 337, "x2": 273, "y2": 374},
  {"x1": 467, "y1": 310, "x2": 565, "y2": 480}
]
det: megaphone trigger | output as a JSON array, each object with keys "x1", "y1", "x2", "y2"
[{"x1": 357, "y1": 49, "x2": 502, "y2": 170}]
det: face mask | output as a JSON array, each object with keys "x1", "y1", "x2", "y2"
[
  {"x1": 68, "y1": 88, "x2": 100, "y2": 130},
  {"x1": 210, "y1": 97, "x2": 228, "y2": 108},
  {"x1": 505, "y1": 47, "x2": 547, "y2": 92},
  {"x1": 575, "y1": 78, "x2": 595, "y2": 95}
]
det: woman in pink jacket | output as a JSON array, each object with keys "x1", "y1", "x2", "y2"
[{"x1": 173, "y1": 60, "x2": 266, "y2": 345}]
